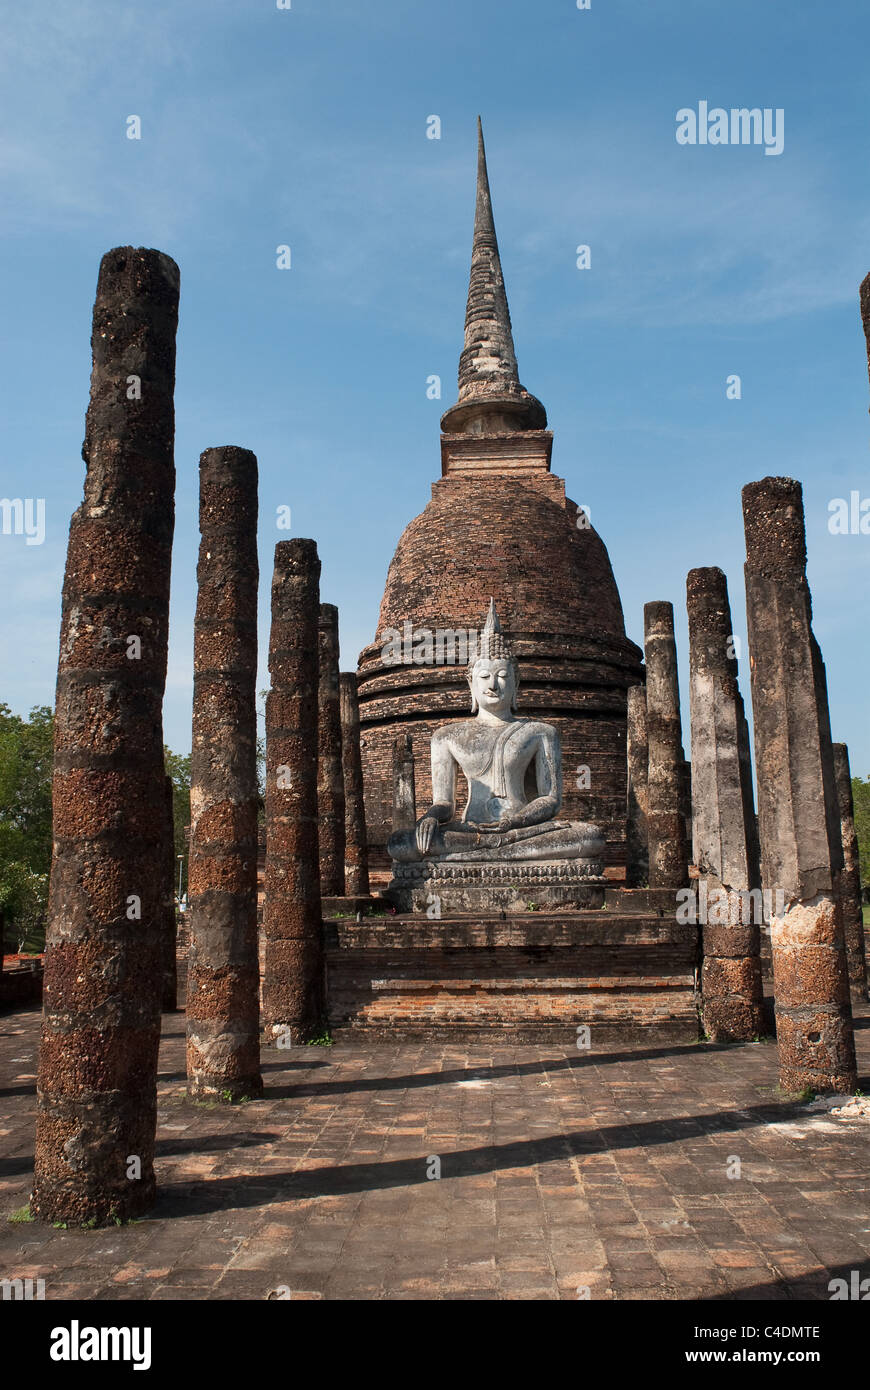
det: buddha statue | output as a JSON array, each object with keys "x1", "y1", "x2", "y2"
[{"x1": 387, "y1": 601, "x2": 605, "y2": 873}]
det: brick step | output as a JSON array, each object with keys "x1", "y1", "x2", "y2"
[
  {"x1": 325, "y1": 913, "x2": 699, "y2": 950},
  {"x1": 604, "y1": 887, "x2": 683, "y2": 915},
  {"x1": 332, "y1": 996, "x2": 697, "y2": 1023},
  {"x1": 330, "y1": 1015, "x2": 699, "y2": 1046},
  {"x1": 366, "y1": 975, "x2": 693, "y2": 992}
]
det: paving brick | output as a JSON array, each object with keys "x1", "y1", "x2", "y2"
[{"x1": 1, "y1": 1000, "x2": 869, "y2": 1300}]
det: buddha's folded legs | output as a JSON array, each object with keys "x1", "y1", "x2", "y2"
[{"x1": 387, "y1": 820, "x2": 605, "y2": 864}]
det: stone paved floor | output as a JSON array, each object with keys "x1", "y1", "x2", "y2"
[{"x1": 1, "y1": 1004, "x2": 869, "y2": 1300}]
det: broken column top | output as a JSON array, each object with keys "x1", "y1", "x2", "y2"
[
  {"x1": 742, "y1": 476, "x2": 806, "y2": 577},
  {"x1": 686, "y1": 567, "x2": 737, "y2": 676},
  {"x1": 627, "y1": 683, "x2": 647, "y2": 714},
  {"x1": 83, "y1": 246, "x2": 180, "y2": 514},
  {"x1": 832, "y1": 742, "x2": 853, "y2": 801},
  {"x1": 686, "y1": 565, "x2": 727, "y2": 605},
  {"x1": 643, "y1": 600, "x2": 675, "y2": 634},
  {"x1": 198, "y1": 447, "x2": 258, "y2": 536},
  {"x1": 269, "y1": 541, "x2": 321, "y2": 680},
  {"x1": 273, "y1": 537, "x2": 319, "y2": 575},
  {"x1": 200, "y1": 444, "x2": 257, "y2": 475},
  {"x1": 95, "y1": 245, "x2": 180, "y2": 297}
]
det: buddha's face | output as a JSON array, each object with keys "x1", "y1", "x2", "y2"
[{"x1": 469, "y1": 657, "x2": 517, "y2": 715}]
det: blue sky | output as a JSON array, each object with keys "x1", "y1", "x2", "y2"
[{"x1": 1, "y1": 0, "x2": 869, "y2": 774}]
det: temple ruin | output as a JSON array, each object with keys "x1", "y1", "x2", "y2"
[{"x1": 23, "y1": 124, "x2": 869, "y2": 1227}]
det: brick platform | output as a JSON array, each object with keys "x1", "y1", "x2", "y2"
[
  {"x1": 2, "y1": 1002, "x2": 869, "y2": 1300},
  {"x1": 325, "y1": 911, "x2": 700, "y2": 1043}
]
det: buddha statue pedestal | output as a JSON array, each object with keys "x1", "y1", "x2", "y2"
[
  {"x1": 384, "y1": 601, "x2": 608, "y2": 914},
  {"x1": 388, "y1": 854, "x2": 606, "y2": 914}
]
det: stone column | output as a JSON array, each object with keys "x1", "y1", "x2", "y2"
[
  {"x1": 161, "y1": 773, "x2": 178, "y2": 1012},
  {"x1": 832, "y1": 742, "x2": 868, "y2": 1004},
  {"x1": 31, "y1": 247, "x2": 179, "y2": 1225},
  {"x1": 625, "y1": 684, "x2": 649, "y2": 887},
  {"x1": 186, "y1": 446, "x2": 263, "y2": 1100},
  {"x1": 644, "y1": 602, "x2": 689, "y2": 889},
  {"x1": 317, "y1": 604, "x2": 345, "y2": 896},
  {"x1": 743, "y1": 476, "x2": 856, "y2": 1093},
  {"x1": 392, "y1": 734, "x2": 417, "y2": 832},
  {"x1": 686, "y1": 567, "x2": 764, "y2": 1041},
  {"x1": 339, "y1": 672, "x2": 370, "y2": 897},
  {"x1": 680, "y1": 760, "x2": 693, "y2": 845},
  {"x1": 262, "y1": 540, "x2": 324, "y2": 1043},
  {"x1": 860, "y1": 273, "x2": 870, "y2": 399}
]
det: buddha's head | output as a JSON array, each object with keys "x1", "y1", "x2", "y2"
[
  {"x1": 467, "y1": 599, "x2": 519, "y2": 714},
  {"x1": 468, "y1": 655, "x2": 519, "y2": 715}
]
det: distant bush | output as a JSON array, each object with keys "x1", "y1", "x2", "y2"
[
  {"x1": 852, "y1": 775, "x2": 870, "y2": 901},
  {"x1": 0, "y1": 703, "x2": 53, "y2": 954}
]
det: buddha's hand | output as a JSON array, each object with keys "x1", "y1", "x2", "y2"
[{"x1": 415, "y1": 815, "x2": 440, "y2": 855}]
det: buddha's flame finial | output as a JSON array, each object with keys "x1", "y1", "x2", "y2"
[{"x1": 478, "y1": 598, "x2": 513, "y2": 661}]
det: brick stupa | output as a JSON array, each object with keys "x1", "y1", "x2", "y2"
[{"x1": 356, "y1": 120, "x2": 643, "y2": 877}]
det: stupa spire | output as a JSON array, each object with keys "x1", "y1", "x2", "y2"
[
  {"x1": 441, "y1": 118, "x2": 547, "y2": 436},
  {"x1": 458, "y1": 119, "x2": 519, "y2": 398}
]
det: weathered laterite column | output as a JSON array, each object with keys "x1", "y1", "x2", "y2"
[
  {"x1": 339, "y1": 672, "x2": 370, "y2": 896},
  {"x1": 860, "y1": 273, "x2": 870, "y2": 398},
  {"x1": 317, "y1": 604, "x2": 345, "y2": 896},
  {"x1": 743, "y1": 477, "x2": 856, "y2": 1092},
  {"x1": 625, "y1": 684, "x2": 649, "y2": 887},
  {"x1": 644, "y1": 602, "x2": 689, "y2": 889},
  {"x1": 262, "y1": 540, "x2": 324, "y2": 1042},
  {"x1": 392, "y1": 734, "x2": 417, "y2": 832},
  {"x1": 161, "y1": 773, "x2": 178, "y2": 1011},
  {"x1": 31, "y1": 247, "x2": 179, "y2": 1225},
  {"x1": 186, "y1": 447, "x2": 263, "y2": 1099},
  {"x1": 686, "y1": 567, "x2": 763, "y2": 1041},
  {"x1": 832, "y1": 743, "x2": 868, "y2": 1004}
]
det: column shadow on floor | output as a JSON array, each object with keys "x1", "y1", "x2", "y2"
[
  {"x1": 258, "y1": 1040, "x2": 750, "y2": 1100},
  {"x1": 150, "y1": 1097, "x2": 800, "y2": 1219},
  {"x1": 705, "y1": 1258, "x2": 865, "y2": 1301}
]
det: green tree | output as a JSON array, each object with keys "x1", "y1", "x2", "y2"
[
  {"x1": 164, "y1": 747, "x2": 191, "y2": 900},
  {"x1": 0, "y1": 704, "x2": 54, "y2": 954},
  {"x1": 0, "y1": 862, "x2": 48, "y2": 954},
  {"x1": 851, "y1": 775, "x2": 870, "y2": 901},
  {"x1": 0, "y1": 712, "x2": 196, "y2": 951}
]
